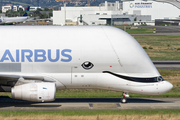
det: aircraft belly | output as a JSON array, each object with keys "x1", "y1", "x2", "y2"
[
  {"x1": 127, "y1": 82, "x2": 158, "y2": 95},
  {"x1": 97, "y1": 73, "x2": 129, "y2": 92},
  {"x1": 71, "y1": 73, "x2": 97, "y2": 88},
  {"x1": 49, "y1": 73, "x2": 71, "y2": 89}
]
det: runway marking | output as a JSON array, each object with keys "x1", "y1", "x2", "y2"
[
  {"x1": 89, "y1": 103, "x2": 93, "y2": 107},
  {"x1": 89, "y1": 103, "x2": 120, "y2": 108}
]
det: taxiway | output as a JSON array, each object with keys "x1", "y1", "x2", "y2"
[{"x1": 0, "y1": 97, "x2": 179, "y2": 111}]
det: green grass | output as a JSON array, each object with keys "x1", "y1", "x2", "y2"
[
  {"x1": 0, "y1": 110, "x2": 180, "y2": 116},
  {"x1": 159, "y1": 69, "x2": 180, "y2": 77},
  {"x1": 114, "y1": 26, "x2": 154, "y2": 34},
  {"x1": 126, "y1": 28, "x2": 153, "y2": 34},
  {"x1": 134, "y1": 35, "x2": 180, "y2": 60},
  {"x1": 114, "y1": 25, "x2": 131, "y2": 30}
]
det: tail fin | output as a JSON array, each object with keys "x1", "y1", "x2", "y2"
[{"x1": 23, "y1": 6, "x2": 30, "y2": 17}]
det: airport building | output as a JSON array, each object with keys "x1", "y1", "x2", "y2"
[
  {"x1": 123, "y1": 0, "x2": 180, "y2": 20},
  {"x1": 53, "y1": 0, "x2": 180, "y2": 25},
  {"x1": 53, "y1": 1, "x2": 137, "y2": 25},
  {"x1": 2, "y1": 6, "x2": 11, "y2": 13},
  {"x1": 29, "y1": 7, "x2": 42, "y2": 11},
  {"x1": 2, "y1": 5, "x2": 25, "y2": 13}
]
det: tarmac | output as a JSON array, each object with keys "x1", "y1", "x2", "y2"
[
  {"x1": 131, "y1": 33, "x2": 180, "y2": 35},
  {"x1": 0, "y1": 97, "x2": 180, "y2": 111},
  {"x1": 137, "y1": 26, "x2": 180, "y2": 33},
  {"x1": 153, "y1": 61, "x2": 180, "y2": 69}
]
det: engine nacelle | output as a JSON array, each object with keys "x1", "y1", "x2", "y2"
[{"x1": 11, "y1": 82, "x2": 56, "y2": 102}]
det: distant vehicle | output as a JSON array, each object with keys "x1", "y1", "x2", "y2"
[
  {"x1": 0, "y1": 26, "x2": 173, "y2": 103},
  {"x1": 0, "y1": 6, "x2": 30, "y2": 25}
]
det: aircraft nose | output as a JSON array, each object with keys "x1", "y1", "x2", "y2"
[
  {"x1": 164, "y1": 81, "x2": 173, "y2": 92},
  {"x1": 158, "y1": 81, "x2": 173, "y2": 94}
]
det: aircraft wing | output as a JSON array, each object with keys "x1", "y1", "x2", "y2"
[
  {"x1": 0, "y1": 74, "x2": 19, "y2": 87},
  {"x1": 0, "y1": 74, "x2": 56, "y2": 87}
]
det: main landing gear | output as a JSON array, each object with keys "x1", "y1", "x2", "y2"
[{"x1": 121, "y1": 92, "x2": 129, "y2": 103}]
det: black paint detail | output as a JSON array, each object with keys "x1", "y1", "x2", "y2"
[
  {"x1": 82, "y1": 61, "x2": 94, "y2": 70},
  {"x1": 103, "y1": 71, "x2": 163, "y2": 83},
  {"x1": 153, "y1": 61, "x2": 180, "y2": 65}
]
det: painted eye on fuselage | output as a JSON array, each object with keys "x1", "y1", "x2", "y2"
[{"x1": 81, "y1": 61, "x2": 94, "y2": 70}]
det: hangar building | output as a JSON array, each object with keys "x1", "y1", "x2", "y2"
[
  {"x1": 123, "y1": 0, "x2": 180, "y2": 20},
  {"x1": 53, "y1": 0, "x2": 180, "y2": 25}
]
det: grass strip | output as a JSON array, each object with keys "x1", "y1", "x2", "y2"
[
  {"x1": 134, "y1": 35, "x2": 180, "y2": 60},
  {"x1": 114, "y1": 26, "x2": 154, "y2": 34},
  {"x1": 54, "y1": 89, "x2": 180, "y2": 98},
  {"x1": 0, "y1": 110, "x2": 180, "y2": 116},
  {"x1": 126, "y1": 28, "x2": 154, "y2": 34}
]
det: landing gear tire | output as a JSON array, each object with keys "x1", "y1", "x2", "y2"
[{"x1": 121, "y1": 98, "x2": 127, "y2": 103}]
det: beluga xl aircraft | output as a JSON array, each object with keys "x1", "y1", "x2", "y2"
[
  {"x1": 0, "y1": 26, "x2": 173, "y2": 103},
  {"x1": 0, "y1": 6, "x2": 30, "y2": 25}
]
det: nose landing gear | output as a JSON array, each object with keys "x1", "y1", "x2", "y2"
[{"x1": 121, "y1": 92, "x2": 129, "y2": 103}]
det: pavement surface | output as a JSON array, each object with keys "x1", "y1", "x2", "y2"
[
  {"x1": 130, "y1": 26, "x2": 180, "y2": 35},
  {"x1": 131, "y1": 33, "x2": 180, "y2": 35},
  {"x1": 138, "y1": 26, "x2": 180, "y2": 33},
  {"x1": 0, "y1": 97, "x2": 179, "y2": 111},
  {"x1": 153, "y1": 61, "x2": 180, "y2": 69}
]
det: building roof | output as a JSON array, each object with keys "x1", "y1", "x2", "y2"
[{"x1": 122, "y1": 0, "x2": 180, "y2": 9}]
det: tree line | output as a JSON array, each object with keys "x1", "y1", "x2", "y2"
[{"x1": 3, "y1": 8, "x2": 53, "y2": 19}]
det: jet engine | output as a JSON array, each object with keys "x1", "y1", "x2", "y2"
[{"x1": 11, "y1": 82, "x2": 56, "y2": 102}]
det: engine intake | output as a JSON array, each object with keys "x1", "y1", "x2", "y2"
[{"x1": 11, "y1": 82, "x2": 56, "y2": 102}]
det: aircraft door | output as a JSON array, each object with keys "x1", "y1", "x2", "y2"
[{"x1": 71, "y1": 66, "x2": 85, "y2": 88}]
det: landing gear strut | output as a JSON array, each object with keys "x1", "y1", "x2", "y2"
[{"x1": 121, "y1": 92, "x2": 129, "y2": 103}]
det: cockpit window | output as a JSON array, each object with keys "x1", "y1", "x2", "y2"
[
  {"x1": 157, "y1": 77, "x2": 161, "y2": 81},
  {"x1": 158, "y1": 76, "x2": 165, "y2": 81}
]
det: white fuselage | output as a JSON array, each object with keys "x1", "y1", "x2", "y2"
[
  {"x1": 0, "y1": 17, "x2": 28, "y2": 24},
  {"x1": 0, "y1": 26, "x2": 172, "y2": 95}
]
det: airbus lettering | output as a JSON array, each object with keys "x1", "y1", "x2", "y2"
[{"x1": 0, "y1": 49, "x2": 72, "y2": 62}]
